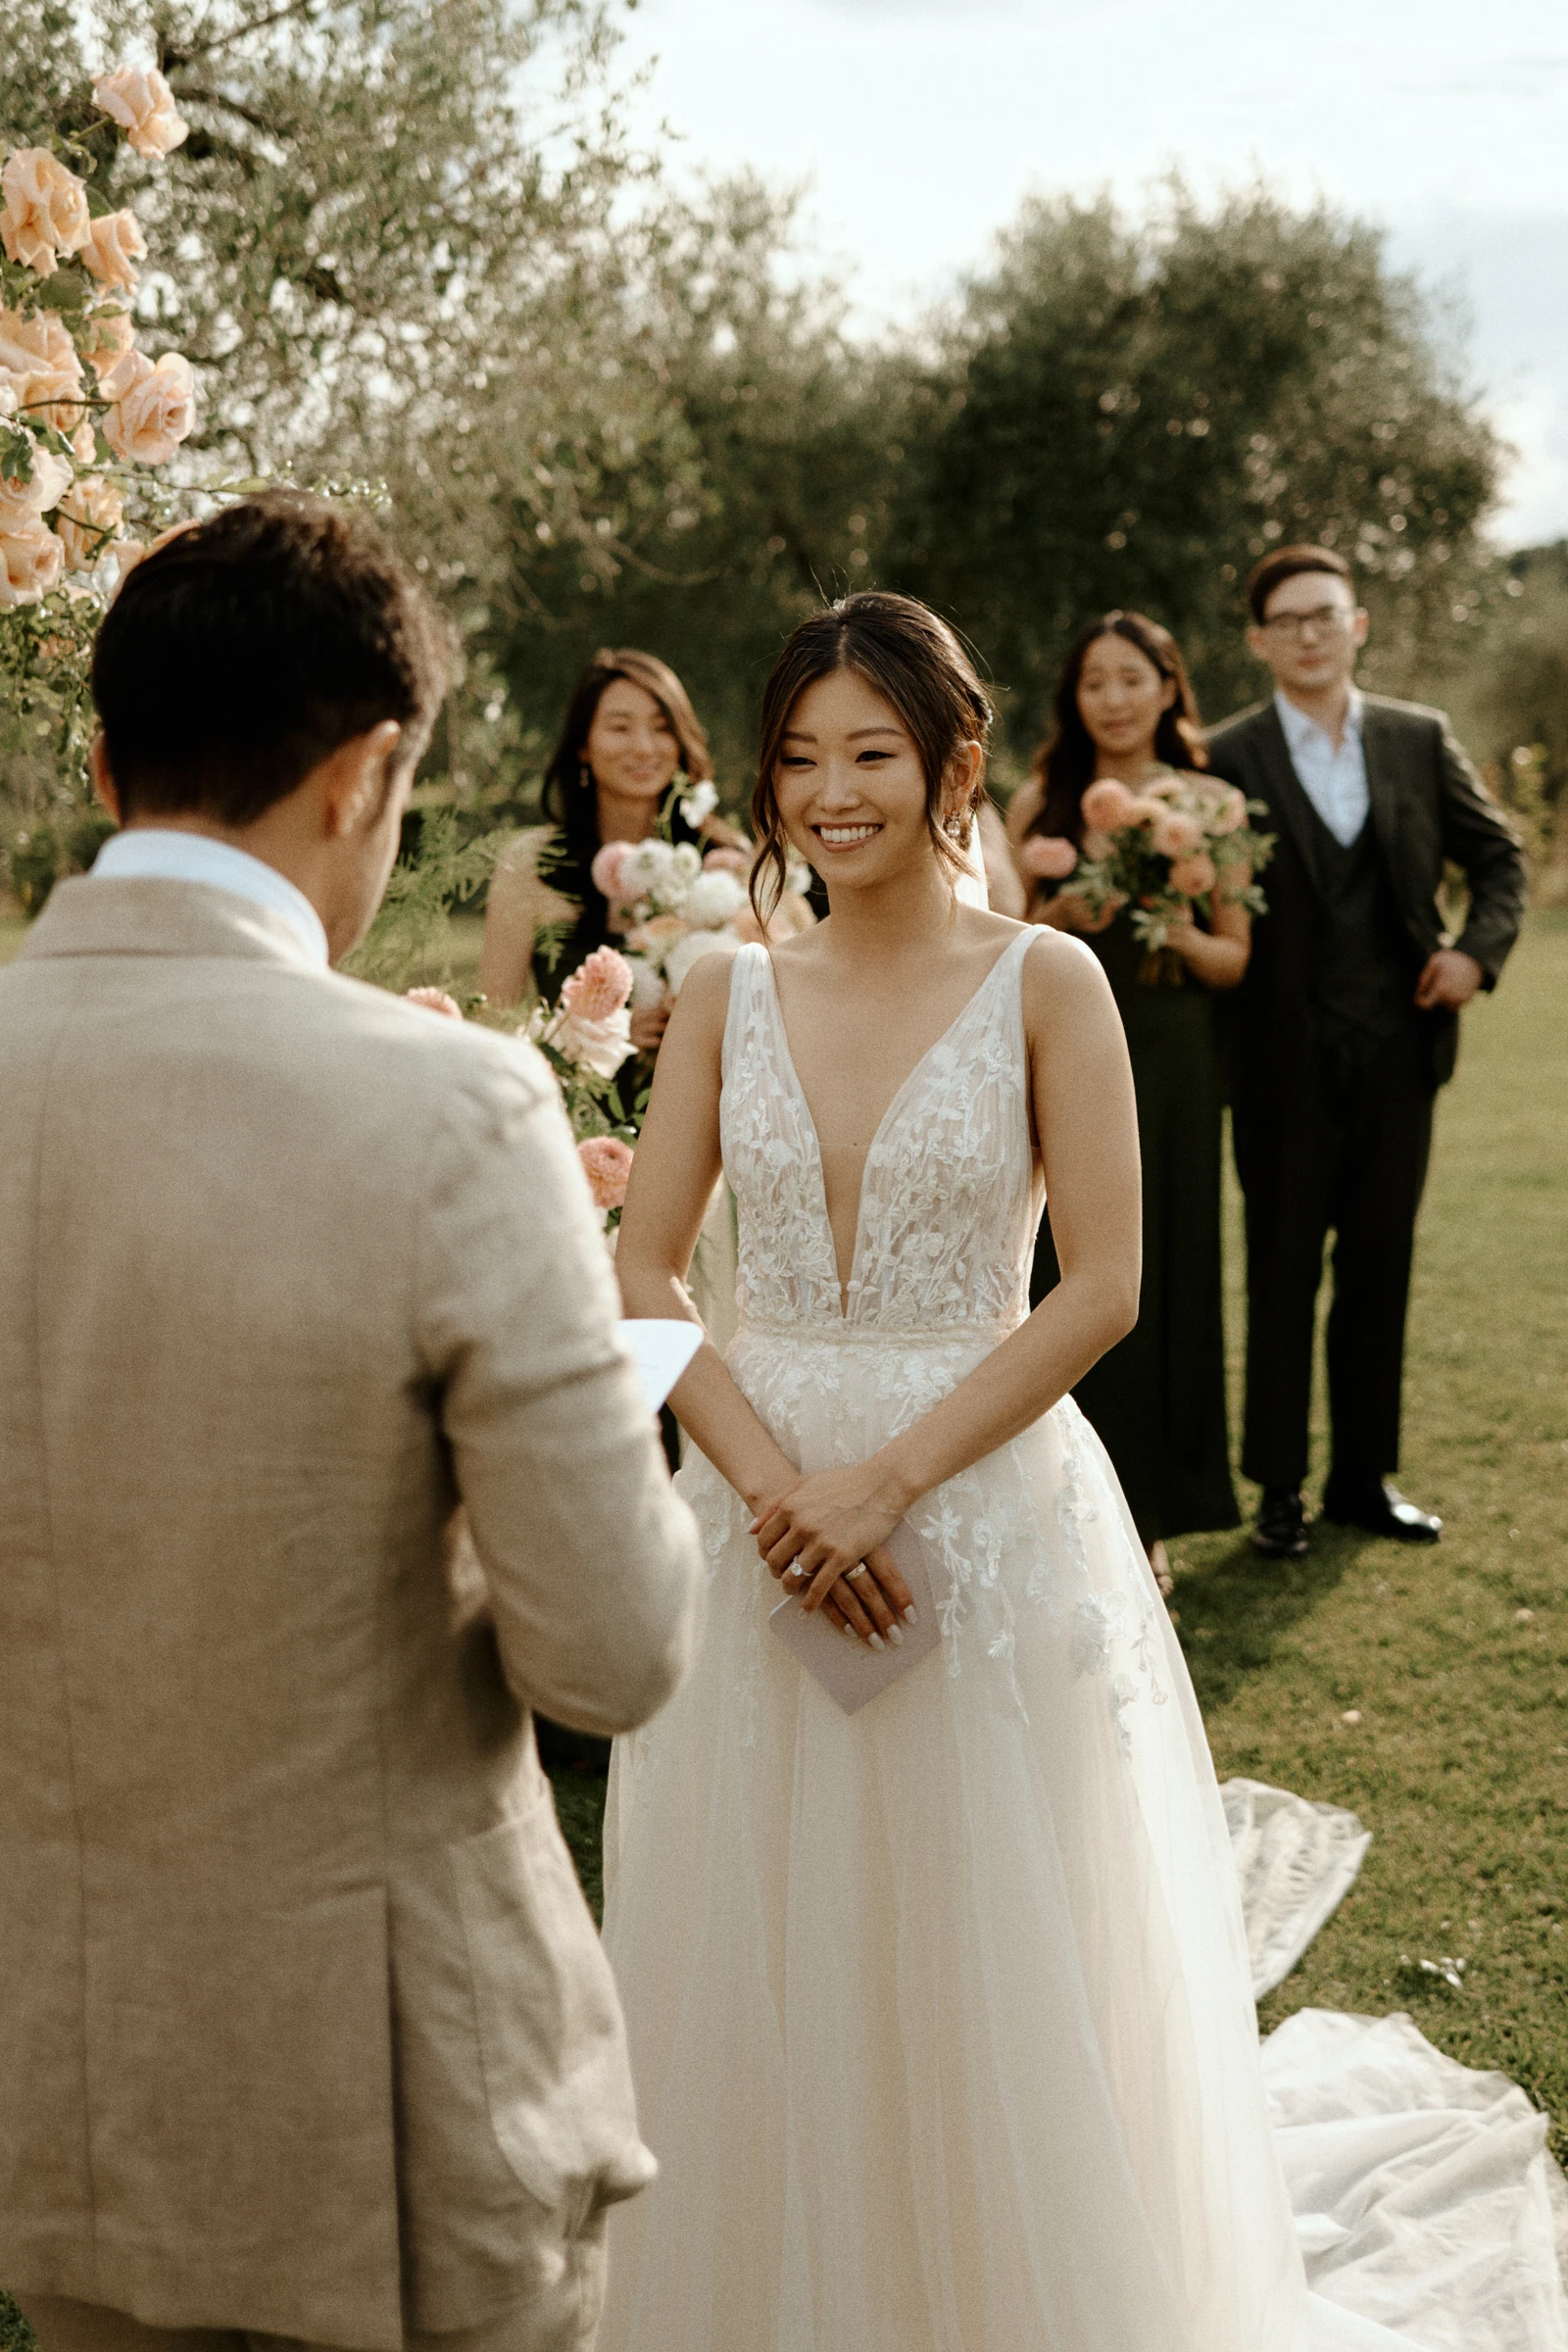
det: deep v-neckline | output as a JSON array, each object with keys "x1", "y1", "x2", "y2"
[{"x1": 760, "y1": 931, "x2": 1029, "y2": 1319}]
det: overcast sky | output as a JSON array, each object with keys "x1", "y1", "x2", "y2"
[{"x1": 612, "y1": 0, "x2": 1568, "y2": 546}]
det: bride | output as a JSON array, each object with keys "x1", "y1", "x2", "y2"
[{"x1": 604, "y1": 591, "x2": 1418, "y2": 2351}]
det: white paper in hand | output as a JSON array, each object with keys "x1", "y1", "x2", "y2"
[
  {"x1": 616, "y1": 1318, "x2": 703, "y2": 1414},
  {"x1": 767, "y1": 1521, "x2": 942, "y2": 1714}
]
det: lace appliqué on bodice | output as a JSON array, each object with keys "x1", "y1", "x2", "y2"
[
  {"x1": 665, "y1": 930, "x2": 1168, "y2": 1745},
  {"x1": 720, "y1": 933, "x2": 1038, "y2": 1338}
]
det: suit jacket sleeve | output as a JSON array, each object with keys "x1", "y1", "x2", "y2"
[
  {"x1": 1433, "y1": 720, "x2": 1529, "y2": 985},
  {"x1": 416, "y1": 1049, "x2": 703, "y2": 1737}
]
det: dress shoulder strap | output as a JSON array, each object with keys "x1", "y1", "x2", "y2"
[{"x1": 720, "y1": 942, "x2": 770, "y2": 1081}]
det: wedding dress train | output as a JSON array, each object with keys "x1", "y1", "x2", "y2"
[{"x1": 600, "y1": 931, "x2": 1561, "y2": 2351}]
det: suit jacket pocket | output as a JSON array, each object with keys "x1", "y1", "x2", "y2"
[{"x1": 451, "y1": 1787, "x2": 657, "y2": 2222}]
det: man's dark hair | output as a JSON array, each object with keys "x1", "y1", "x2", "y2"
[
  {"x1": 91, "y1": 492, "x2": 454, "y2": 825},
  {"x1": 1246, "y1": 543, "x2": 1354, "y2": 626}
]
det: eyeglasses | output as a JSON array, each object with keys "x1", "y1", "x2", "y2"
[{"x1": 1258, "y1": 604, "x2": 1355, "y2": 642}]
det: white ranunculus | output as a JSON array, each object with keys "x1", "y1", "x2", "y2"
[
  {"x1": 664, "y1": 928, "x2": 737, "y2": 995},
  {"x1": 683, "y1": 868, "x2": 749, "y2": 929},
  {"x1": 619, "y1": 838, "x2": 681, "y2": 904},
  {"x1": 623, "y1": 954, "x2": 667, "y2": 1011},
  {"x1": 669, "y1": 841, "x2": 703, "y2": 885},
  {"x1": 678, "y1": 778, "x2": 719, "y2": 827}
]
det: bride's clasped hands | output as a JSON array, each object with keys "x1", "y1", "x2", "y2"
[{"x1": 748, "y1": 1460, "x2": 917, "y2": 1645}]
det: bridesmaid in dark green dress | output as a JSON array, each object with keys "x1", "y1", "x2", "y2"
[{"x1": 1007, "y1": 612, "x2": 1250, "y2": 1593}]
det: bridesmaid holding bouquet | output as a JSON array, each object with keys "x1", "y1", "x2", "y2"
[{"x1": 1008, "y1": 612, "x2": 1250, "y2": 1591}]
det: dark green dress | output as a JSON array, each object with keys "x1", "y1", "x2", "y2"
[{"x1": 1031, "y1": 915, "x2": 1239, "y2": 1544}]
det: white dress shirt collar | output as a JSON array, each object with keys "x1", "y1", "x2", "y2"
[
  {"x1": 90, "y1": 830, "x2": 329, "y2": 966},
  {"x1": 1272, "y1": 687, "x2": 1370, "y2": 851},
  {"x1": 1274, "y1": 686, "x2": 1364, "y2": 757}
]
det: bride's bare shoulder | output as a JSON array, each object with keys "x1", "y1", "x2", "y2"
[
  {"x1": 1019, "y1": 924, "x2": 1118, "y2": 1027},
  {"x1": 664, "y1": 936, "x2": 749, "y2": 1047}
]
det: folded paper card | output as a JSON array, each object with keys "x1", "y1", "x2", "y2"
[
  {"x1": 615, "y1": 1318, "x2": 704, "y2": 1415},
  {"x1": 767, "y1": 1519, "x2": 942, "y2": 1714}
]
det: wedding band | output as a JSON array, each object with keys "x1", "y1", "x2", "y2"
[{"x1": 846, "y1": 1563, "x2": 870, "y2": 1582}]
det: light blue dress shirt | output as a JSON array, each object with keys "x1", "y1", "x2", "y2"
[
  {"x1": 90, "y1": 829, "x2": 329, "y2": 966},
  {"x1": 1273, "y1": 690, "x2": 1370, "y2": 850}
]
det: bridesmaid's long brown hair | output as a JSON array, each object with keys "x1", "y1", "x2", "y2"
[{"x1": 1028, "y1": 612, "x2": 1206, "y2": 846}]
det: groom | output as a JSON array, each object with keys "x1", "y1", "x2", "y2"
[
  {"x1": 0, "y1": 495, "x2": 702, "y2": 2352},
  {"x1": 1206, "y1": 544, "x2": 1526, "y2": 1559}
]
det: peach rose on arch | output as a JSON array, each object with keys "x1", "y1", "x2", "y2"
[
  {"x1": 104, "y1": 351, "x2": 196, "y2": 466},
  {"x1": 577, "y1": 1134, "x2": 634, "y2": 1212},
  {"x1": 0, "y1": 309, "x2": 85, "y2": 433},
  {"x1": 83, "y1": 310, "x2": 136, "y2": 380},
  {"x1": 0, "y1": 521, "x2": 66, "y2": 608},
  {"x1": 54, "y1": 477, "x2": 124, "y2": 571},
  {"x1": 0, "y1": 149, "x2": 90, "y2": 277},
  {"x1": 0, "y1": 444, "x2": 73, "y2": 522},
  {"x1": 79, "y1": 209, "x2": 147, "y2": 291},
  {"x1": 92, "y1": 66, "x2": 189, "y2": 161}
]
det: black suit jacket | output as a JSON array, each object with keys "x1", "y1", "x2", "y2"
[{"x1": 1205, "y1": 693, "x2": 1527, "y2": 1097}]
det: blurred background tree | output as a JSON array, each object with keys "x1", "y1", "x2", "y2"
[
  {"x1": 873, "y1": 182, "x2": 1507, "y2": 771},
  {"x1": 5, "y1": 8, "x2": 1558, "y2": 920}
]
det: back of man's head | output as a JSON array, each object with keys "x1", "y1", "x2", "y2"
[{"x1": 91, "y1": 492, "x2": 453, "y2": 825}]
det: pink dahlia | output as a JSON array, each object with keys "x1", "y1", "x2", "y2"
[
  {"x1": 578, "y1": 1134, "x2": 634, "y2": 1211},
  {"x1": 561, "y1": 945, "x2": 634, "y2": 1021}
]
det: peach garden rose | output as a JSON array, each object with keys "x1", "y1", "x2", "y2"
[
  {"x1": 91, "y1": 67, "x2": 190, "y2": 161},
  {"x1": 103, "y1": 351, "x2": 196, "y2": 466},
  {"x1": 0, "y1": 149, "x2": 90, "y2": 276},
  {"x1": 79, "y1": 209, "x2": 147, "y2": 292}
]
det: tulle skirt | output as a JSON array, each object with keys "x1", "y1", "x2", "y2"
[{"x1": 600, "y1": 1324, "x2": 1427, "y2": 2351}]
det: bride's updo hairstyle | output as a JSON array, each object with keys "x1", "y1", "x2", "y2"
[{"x1": 750, "y1": 591, "x2": 993, "y2": 924}]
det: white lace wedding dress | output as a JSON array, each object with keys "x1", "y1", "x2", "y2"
[{"x1": 599, "y1": 933, "x2": 1555, "y2": 2352}]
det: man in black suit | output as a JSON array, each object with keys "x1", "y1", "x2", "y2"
[{"x1": 1206, "y1": 545, "x2": 1527, "y2": 1559}]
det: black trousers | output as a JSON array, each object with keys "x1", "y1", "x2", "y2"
[{"x1": 1232, "y1": 1022, "x2": 1436, "y2": 1491}]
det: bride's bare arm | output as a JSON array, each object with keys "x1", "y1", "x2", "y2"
[
  {"x1": 613, "y1": 955, "x2": 802, "y2": 1515},
  {"x1": 755, "y1": 933, "x2": 1143, "y2": 1609}
]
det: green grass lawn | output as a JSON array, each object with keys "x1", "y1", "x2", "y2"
[
  {"x1": 1, "y1": 914, "x2": 1562, "y2": 2352},
  {"x1": 1181, "y1": 908, "x2": 1568, "y2": 2160}
]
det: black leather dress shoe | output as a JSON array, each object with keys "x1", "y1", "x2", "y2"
[
  {"x1": 1252, "y1": 1487, "x2": 1309, "y2": 1559},
  {"x1": 1321, "y1": 1478, "x2": 1443, "y2": 1543}
]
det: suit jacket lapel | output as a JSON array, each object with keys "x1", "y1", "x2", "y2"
[
  {"x1": 1253, "y1": 705, "x2": 1326, "y2": 895},
  {"x1": 1358, "y1": 699, "x2": 1404, "y2": 875}
]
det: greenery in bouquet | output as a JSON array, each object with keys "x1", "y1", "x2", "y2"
[
  {"x1": 1024, "y1": 772, "x2": 1274, "y2": 986},
  {"x1": 1, "y1": 64, "x2": 198, "y2": 865}
]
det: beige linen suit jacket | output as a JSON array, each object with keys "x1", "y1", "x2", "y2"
[{"x1": 0, "y1": 878, "x2": 703, "y2": 2351}]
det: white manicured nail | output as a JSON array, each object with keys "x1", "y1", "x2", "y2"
[
  {"x1": 904, "y1": 1606, "x2": 917, "y2": 1625},
  {"x1": 868, "y1": 1633, "x2": 885, "y2": 1651},
  {"x1": 887, "y1": 1624, "x2": 905, "y2": 1647}
]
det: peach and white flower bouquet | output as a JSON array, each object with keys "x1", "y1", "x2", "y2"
[
  {"x1": 523, "y1": 944, "x2": 641, "y2": 1231},
  {"x1": 1, "y1": 66, "x2": 196, "y2": 805},
  {"x1": 590, "y1": 823, "x2": 814, "y2": 1013},
  {"x1": 1021, "y1": 770, "x2": 1273, "y2": 984}
]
